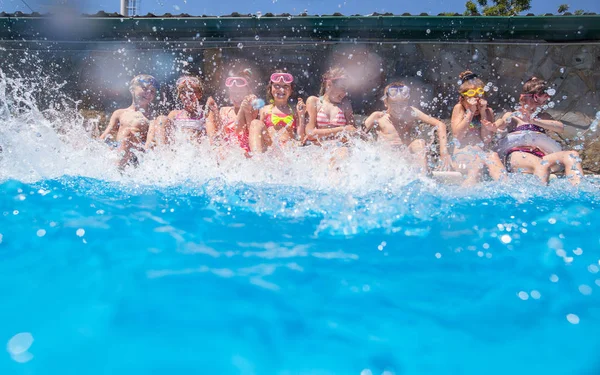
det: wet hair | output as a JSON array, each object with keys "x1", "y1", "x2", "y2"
[
  {"x1": 319, "y1": 66, "x2": 347, "y2": 96},
  {"x1": 457, "y1": 70, "x2": 484, "y2": 94},
  {"x1": 266, "y1": 69, "x2": 295, "y2": 103},
  {"x1": 129, "y1": 74, "x2": 158, "y2": 90},
  {"x1": 522, "y1": 77, "x2": 548, "y2": 95},
  {"x1": 176, "y1": 75, "x2": 203, "y2": 96}
]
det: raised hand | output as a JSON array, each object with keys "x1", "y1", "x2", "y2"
[
  {"x1": 296, "y1": 98, "x2": 306, "y2": 117},
  {"x1": 206, "y1": 96, "x2": 219, "y2": 114}
]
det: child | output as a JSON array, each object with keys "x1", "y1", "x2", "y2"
[
  {"x1": 364, "y1": 81, "x2": 452, "y2": 173},
  {"x1": 304, "y1": 66, "x2": 357, "y2": 145},
  {"x1": 145, "y1": 75, "x2": 218, "y2": 148},
  {"x1": 248, "y1": 70, "x2": 306, "y2": 153},
  {"x1": 99, "y1": 74, "x2": 158, "y2": 169},
  {"x1": 495, "y1": 77, "x2": 584, "y2": 185},
  {"x1": 450, "y1": 71, "x2": 507, "y2": 186}
]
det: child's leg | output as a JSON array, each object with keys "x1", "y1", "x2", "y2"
[
  {"x1": 542, "y1": 151, "x2": 583, "y2": 186},
  {"x1": 484, "y1": 151, "x2": 507, "y2": 182},
  {"x1": 116, "y1": 128, "x2": 140, "y2": 170},
  {"x1": 408, "y1": 139, "x2": 429, "y2": 174}
]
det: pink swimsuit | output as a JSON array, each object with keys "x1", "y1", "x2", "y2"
[{"x1": 220, "y1": 107, "x2": 250, "y2": 153}]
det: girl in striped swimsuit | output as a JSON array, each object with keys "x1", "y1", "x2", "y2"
[{"x1": 304, "y1": 67, "x2": 358, "y2": 146}]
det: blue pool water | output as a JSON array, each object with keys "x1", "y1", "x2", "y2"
[{"x1": 1, "y1": 176, "x2": 600, "y2": 374}]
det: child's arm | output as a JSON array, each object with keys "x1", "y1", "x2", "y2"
[
  {"x1": 530, "y1": 112, "x2": 565, "y2": 133},
  {"x1": 450, "y1": 102, "x2": 475, "y2": 141},
  {"x1": 145, "y1": 113, "x2": 172, "y2": 149},
  {"x1": 99, "y1": 109, "x2": 122, "y2": 140},
  {"x1": 480, "y1": 106, "x2": 498, "y2": 144},
  {"x1": 364, "y1": 111, "x2": 383, "y2": 131},
  {"x1": 412, "y1": 107, "x2": 452, "y2": 168},
  {"x1": 341, "y1": 98, "x2": 356, "y2": 127},
  {"x1": 295, "y1": 98, "x2": 307, "y2": 140},
  {"x1": 205, "y1": 96, "x2": 221, "y2": 143},
  {"x1": 236, "y1": 95, "x2": 259, "y2": 131}
]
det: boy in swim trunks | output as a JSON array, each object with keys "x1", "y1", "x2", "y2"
[
  {"x1": 364, "y1": 81, "x2": 453, "y2": 174},
  {"x1": 99, "y1": 74, "x2": 158, "y2": 169}
]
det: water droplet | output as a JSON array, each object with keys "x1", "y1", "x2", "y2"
[
  {"x1": 426, "y1": 29, "x2": 431, "y2": 34},
  {"x1": 546, "y1": 88, "x2": 556, "y2": 96},
  {"x1": 76, "y1": 228, "x2": 85, "y2": 237},
  {"x1": 566, "y1": 313, "x2": 580, "y2": 324},
  {"x1": 152, "y1": 26, "x2": 157, "y2": 32},
  {"x1": 435, "y1": 252, "x2": 442, "y2": 259},
  {"x1": 500, "y1": 234, "x2": 512, "y2": 244},
  {"x1": 36, "y1": 229, "x2": 46, "y2": 237},
  {"x1": 7, "y1": 332, "x2": 33, "y2": 355},
  {"x1": 560, "y1": 67, "x2": 565, "y2": 73},
  {"x1": 518, "y1": 291, "x2": 529, "y2": 300},
  {"x1": 416, "y1": 70, "x2": 422, "y2": 77},
  {"x1": 255, "y1": 35, "x2": 260, "y2": 40},
  {"x1": 579, "y1": 285, "x2": 592, "y2": 295},
  {"x1": 256, "y1": 11, "x2": 262, "y2": 18},
  {"x1": 530, "y1": 290, "x2": 541, "y2": 299},
  {"x1": 237, "y1": 43, "x2": 244, "y2": 49}
]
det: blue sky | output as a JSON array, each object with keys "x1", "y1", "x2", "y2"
[{"x1": 1, "y1": 0, "x2": 598, "y2": 15}]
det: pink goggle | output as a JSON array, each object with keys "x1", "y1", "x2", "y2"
[
  {"x1": 270, "y1": 73, "x2": 294, "y2": 84},
  {"x1": 225, "y1": 77, "x2": 248, "y2": 88}
]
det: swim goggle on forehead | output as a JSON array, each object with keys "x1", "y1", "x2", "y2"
[
  {"x1": 270, "y1": 73, "x2": 294, "y2": 84},
  {"x1": 386, "y1": 85, "x2": 410, "y2": 99},
  {"x1": 225, "y1": 77, "x2": 249, "y2": 88},
  {"x1": 461, "y1": 87, "x2": 486, "y2": 97},
  {"x1": 131, "y1": 76, "x2": 159, "y2": 90}
]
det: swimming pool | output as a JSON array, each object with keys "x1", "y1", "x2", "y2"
[
  {"x1": 2, "y1": 16, "x2": 600, "y2": 373},
  {"x1": 1, "y1": 170, "x2": 600, "y2": 374}
]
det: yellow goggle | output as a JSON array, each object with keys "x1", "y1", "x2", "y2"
[{"x1": 461, "y1": 87, "x2": 486, "y2": 97}]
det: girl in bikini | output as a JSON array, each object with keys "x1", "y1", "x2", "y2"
[
  {"x1": 494, "y1": 77, "x2": 584, "y2": 185},
  {"x1": 248, "y1": 70, "x2": 306, "y2": 153},
  {"x1": 304, "y1": 67, "x2": 358, "y2": 145},
  {"x1": 450, "y1": 70, "x2": 507, "y2": 186},
  {"x1": 216, "y1": 69, "x2": 256, "y2": 155},
  {"x1": 146, "y1": 75, "x2": 218, "y2": 148}
]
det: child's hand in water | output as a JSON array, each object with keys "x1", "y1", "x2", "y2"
[
  {"x1": 206, "y1": 96, "x2": 219, "y2": 114},
  {"x1": 296, "y1": 98, "x2": 306, "y2": 117}
]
